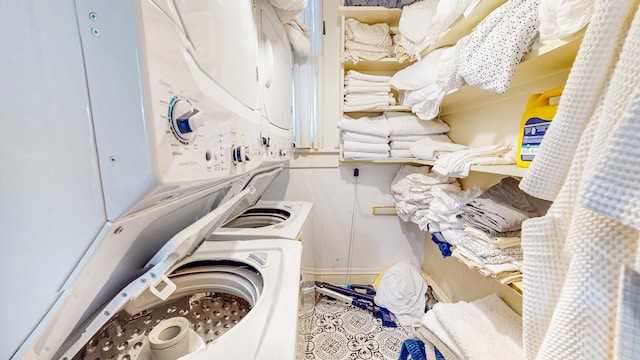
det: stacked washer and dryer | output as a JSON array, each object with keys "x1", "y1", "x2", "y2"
[{"x1": 1, "y1": 1, "x2": 311, "y2": 359}]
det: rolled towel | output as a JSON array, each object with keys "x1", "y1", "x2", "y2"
[
  {"x1": 385, "y1": 112, "x2": 450, "y2": 135},
  {"x1": 337, "y1": 115, "x2": 390, "y2": 137},
  {"x1": 342, "y1": 131, "x2": 389, "y2": 144},
  {"x1": 343, "y1": 140, "x2": 390, "y2": 153}
]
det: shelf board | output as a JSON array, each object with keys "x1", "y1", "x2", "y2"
[
  {"x1": 420, "y1": 0, "x2": 507, "y2": 57},
  {"x1": 339, "y1": 6, "x2": 402, "y2": 26},
  {"x1": 339, "y1": 157, "x2": 526, "y2": 177},
  {"x1": 343, "y1": 105, "x2": 411, "y2": 113},
  {"x1": 441, "y1": 30, "x2": 584, "y2": 115},
  {"x1": 343, "y1": 58, "x2": 411, "y2": 72}
]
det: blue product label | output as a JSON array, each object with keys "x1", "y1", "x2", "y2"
[{"x1": 521, "y1": 117, "x2": 551, "y2": 162}]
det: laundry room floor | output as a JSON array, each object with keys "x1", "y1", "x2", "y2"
[{"x1": 298, "y1": 296, "x2": 414, "y2": 360}]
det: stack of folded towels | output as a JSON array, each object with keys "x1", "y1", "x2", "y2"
[
  {"x1": 417, "y1": 294, "x2": 525, "y2": 360},
  {"x1": 343, "y1": 18, "x2": 394, "y2": 63},
  {"x1": 386, "y1": 111, "x2": 451, "y2": 158},
  {"x1": 344, "y1": 70, "x2": 396, "y2": 112},
  {"x1": 338, "y1": 114, "x2": 391, "y2": 159}
]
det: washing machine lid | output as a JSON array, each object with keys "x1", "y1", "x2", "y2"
[
  {"x1": 224, "y1": 165, "x2": 284, "y2": 221},
  {"x1": 168, "y1": 0, "x2": 259, "y2": 110},
  {"x1": 258, "y1": 2, "x2": 294, "y2": 130},
  {"x1": 56, "y1": 186, "x2": 257, "y2": 358}
]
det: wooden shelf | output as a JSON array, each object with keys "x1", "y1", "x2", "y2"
[
  {"x1": 339, "y1": 157, "x2": 526, "y2": 177},
  {"x1": 441, "y1": 30, "x2": 584, "y2": 116},
  {"x1": 343, "y1": 58, "x2": 411, "y2": 72}
]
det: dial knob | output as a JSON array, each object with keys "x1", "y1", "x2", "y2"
[
  {"x1": 168, "y1": 97, "x2": 203, "y2": 144},
  {"x1": 232, "y1": 145, "x2": 250, "y2": 164},
  {"x1": 279, "y1": 148, "x2": 287, "y2": 157}
]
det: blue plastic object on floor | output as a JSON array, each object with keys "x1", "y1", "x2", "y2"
[
  {"x1": 398, "y1": 339, "x2": 426, "y2": 360},
  {"x1": 398, "y1": 339, "x2": 446, "y2": 360}
]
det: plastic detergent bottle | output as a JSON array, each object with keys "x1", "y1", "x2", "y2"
[{"x1": 516, "y1": 87, "x2": 563, "y2": 168}]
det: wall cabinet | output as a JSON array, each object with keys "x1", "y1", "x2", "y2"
[{"x1": 337, "y1": 0, "x2": 585, "y2": 310}]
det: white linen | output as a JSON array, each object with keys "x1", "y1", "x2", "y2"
[
  {"x1": 344, "y1": 18, "x2": 394, "y2": 62},
  {"x1": 344, "y1": 78, "x2": 391, "y2": 87},
  {"x1": 337, "y1": 115, "x2": 390, "y2": 137},
  {"x1": 344, "y1": 96, "x2": 396, "y2": 107},
  {"x1": 410, "y1": 137, "x2": 467, "y2": 161},
  {"x1": 390, "y1": 149, "x2": 413, "y2": 158},
  {"x1": 539, "y1": 0, "x2": 595, "y2": 44},
  {"x1": 342, "y1": 151, "x2": 389, "y2": 159},
  {"x1": 385, "y1": 112, "x2": 450, "y2": 135},
  {"x1": 342, "y1": 131, "x2": 389, "y2": 144},
  {"x1": 517, "y1": 1, "x2": 640, "y2": 358},
  {"x1": 343, "y1": 102, "x2": 393, "y2": 112},
  {"x1": 344, "y1": 85, "x2": 392, "y2": 94},
  {"x1": 453, "y1": 0, "x2": 540, "y2": 93},
  {"x1": 390, "y1": 46, "x2": 457, "y2": 90},
  {"x1": 422, "y1": 294, "x2": 525, "y2": 360},
  {"x1": 432, "y1": 143, "x2": 515, "y2": 178},
  {"x1": 346, "y1": 70, "x2": 392, "y2": 82},
  {"x1": 374, "y1": 261, "x2": 428, "y2": 328},
  {"x1": 343, "y1": 141, "x2": 390, "y2": 153},
  {"x1": 283, "y1": 17, "x2": 312, "y2": 55},
  {"x1": 390, "y1": 134, "x2": 446, "y2": 141}
]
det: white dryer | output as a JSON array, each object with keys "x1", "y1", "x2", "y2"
[{"x1": 2, "y1": 0, "x2": 304, "y2": 359}]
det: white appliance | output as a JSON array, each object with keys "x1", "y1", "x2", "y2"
[
  {"x1": 213, "y1": 200, "x2": 313, "y2": 241},
  {"x1": 1, "y1": 0, "x2": 301, "y2": 359}
]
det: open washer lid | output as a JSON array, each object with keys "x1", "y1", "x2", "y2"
[{"x1": 33, "y1": 186, "x2": 256, "y2": 359}]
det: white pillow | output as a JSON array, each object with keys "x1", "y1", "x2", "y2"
[
  {"x1": 390, "y1": 46, "x2": 455, "y2": 90},
  {"x1": 399, "y1": 0, "x2": 438, "y2": 44}
]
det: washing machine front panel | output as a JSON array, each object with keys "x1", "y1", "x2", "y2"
[{"x1": 75, "y1": 0, "x2": 270, "y2": 220}]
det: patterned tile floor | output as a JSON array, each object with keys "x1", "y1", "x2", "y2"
[{"x1": 298, "y1": 296, "x2": 413, "y2": 360}]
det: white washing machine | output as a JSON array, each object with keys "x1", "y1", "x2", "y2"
[{"x1": 2, "y1": 0, "x2": 304, "y2": 359}]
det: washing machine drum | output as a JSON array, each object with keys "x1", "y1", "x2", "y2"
[
  {"x1": 222, "y1": 207, "x2": 291, "y2": 228},
  {"x1": 73, "y1": 261, "x2": 263, "y2": 360}
]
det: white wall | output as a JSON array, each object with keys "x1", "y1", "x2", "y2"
[{"x1": 262, "y1": 165, "x2": 424, "y2": 285}]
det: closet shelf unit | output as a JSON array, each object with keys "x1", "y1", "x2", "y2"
[{"x1": 338, "y1": 0, "x2": 584, "y2": 181}]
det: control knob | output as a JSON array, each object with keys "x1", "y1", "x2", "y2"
[
  {"x1": 232, "y1": 145, "x2": 250, "y2": 164},
  {"x1": 168, "y1": 97, "x2": 203, "y2": 144}
]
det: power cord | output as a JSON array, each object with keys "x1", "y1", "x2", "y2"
[{"x1": 345, "y1": 167, "x2": 359, "y2": 286}]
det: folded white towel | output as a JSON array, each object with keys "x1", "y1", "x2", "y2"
[
  {"x1": 344, "y1": 85, "x2": 392, "y2": 94},
  {"x1": 342, "y1": 131, "x2": 389, "y2": 144},
  {"x1": 345, "y1": 92, "x2": 394, "y2": 100},
  {"x1": 390, "y1": 140, "x2": 414, "y2": 150},
  {"x1": 410, "y1": 137, "x2": 468, "y2": 161},
  {"x1": 464, "y1": 224, "x2": 521, "y2": 249},
  {"x1": 344, "y1": 17, "x2": 393, "y2": 49},
  {"x1": 390, "y1": 149, "x2": 413, "y2": 158},
  {"x1": 344, "y1": 78, "x2": 390, "y2": 87},
  {"x1": 344, "y1": 95, "x2": 395, "y2": 107},
  {"x1": 433, "y1": 143, "x2": 515, "y2": 178},
  {"x1": 390, "y1": 134, "x2": 446, "y2": 141},
  {"x1": 385, "y1": 112, "x2": 450, "y2": 135},
  {"x1": 425, "y1": 294, "x2": 525, "y2": 360},
  {"x1": 344, "y1": 45, "x2": 395, "y2": 62},
  {"x1": 346, "y1": 70, "x2": 392, "y2": 83},
  {"x1": 343, "y1": 140, "x2": 390, "y2": 153},
  {"x1": 337, "y1": 115, "x2": 390, "y2": 137},
  {"x1": 343, "y1": 151, "x2": 390, "y2": 159},
  {"x1": 343, "y1": 102, "x2": 393, "y2": 112}
]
